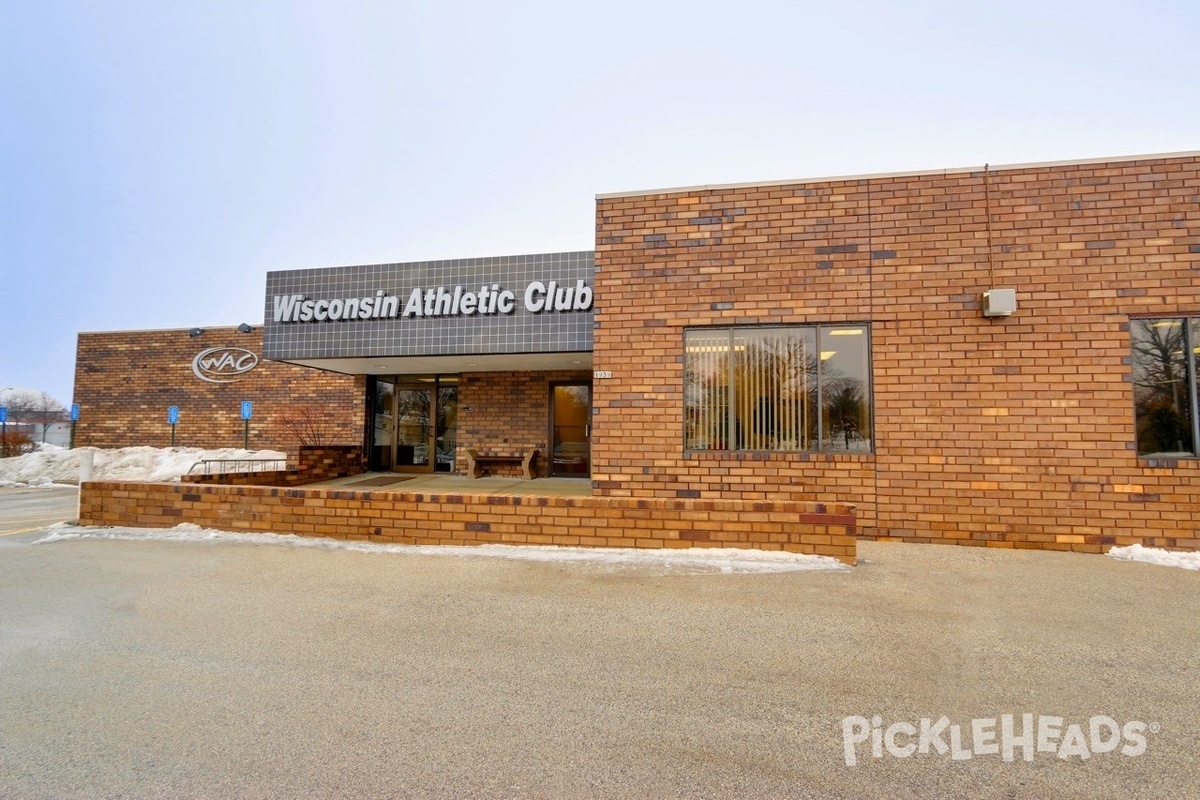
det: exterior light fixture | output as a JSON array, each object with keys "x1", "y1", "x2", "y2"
[
  {"x1": 237, "y1": 323, "x2": 253, "y2": 333},
  {"x1": 188, "y1": 328, "x2": 204, "y2": 338}
]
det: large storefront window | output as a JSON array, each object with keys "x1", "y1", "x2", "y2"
[
  {"x1": 1132, "y1": 317, "x2": 1199, "y2": 456},
  {"x1": 685, "y1": 324, "x2": 872, "y2": 453}
]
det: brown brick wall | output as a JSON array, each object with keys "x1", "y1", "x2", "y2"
[
  {"x1": 593, "y1": 153, "x2": 1200, "y2": 552},
  {"x1": 457, "y1": 370, "x2": 591, "y2": 477},
  {"x1": 77, "y1": 481, "x2": 857, "y2": 565},
  {"x1": 74, "y1": 327, "x2": 365, "y2": 452}
]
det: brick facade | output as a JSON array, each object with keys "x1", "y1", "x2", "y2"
[
  {"x1": 73, "y1": 327, "x2": 365, "y2": 452},
  {"x1": 456, "y1": 370, "x2": 591, "y2": 477},
  {"x1": 77, "y1": 481, "x2": 857, "y2": 565},
  {"x1": 69, "y1": 152, "x2": 1200, "y2": 557},
  {"x1": 593, "y1": 153, "x2": 1200, "y2": 553}
]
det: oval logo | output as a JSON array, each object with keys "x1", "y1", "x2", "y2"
[{"x1": 192, "y1": 347, "x2": 259, "y2": 383}]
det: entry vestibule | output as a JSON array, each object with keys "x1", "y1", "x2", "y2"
[
  {"x1": 368, "y1": 374, "x2": 594, "y2": 478},
  {"x1": 370, "y1": 375, "x2": 458, "y2": 473}
]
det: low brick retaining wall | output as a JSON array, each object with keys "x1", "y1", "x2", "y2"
[
  {"x1": 77, "y1": 482, "x2": 857, "y2": 565},
  {"x1": 190, "y1": 445, "x2": 365, "y2": 487}
]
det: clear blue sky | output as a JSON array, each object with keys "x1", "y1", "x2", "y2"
[{"x1": 2, "y1": 1, "x2": 1197, "y2": 407}]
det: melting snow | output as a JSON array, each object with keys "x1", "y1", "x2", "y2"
[
  {"x1": 1107, "y1": 544, "x2": 1200, "y2": 572},
  {"x1": 33, "y1": 523, "x2": 849, "y2": 575}
]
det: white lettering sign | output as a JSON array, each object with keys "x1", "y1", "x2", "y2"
[{"x1": 271, "y1": 279, "x2": 593, "y2": 324}]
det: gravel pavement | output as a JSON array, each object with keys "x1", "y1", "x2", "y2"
[{"x1": 1, "y1": 520, "x2": 1197, "y2": 799}]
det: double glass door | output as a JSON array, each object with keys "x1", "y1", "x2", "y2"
[{"x1": 372, "y1": 377, "x2": 457, "y2": 473}]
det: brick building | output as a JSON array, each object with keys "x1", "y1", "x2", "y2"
[
  {"x1": 73, "y1": 151, "x2": 1200, "y2": 553},
  {"x1": 591, "y1": 151, "x2": 1199, "y2": 551},
  {"x1": 73, "y1": 326, "x2": 363, "y2": 451}
]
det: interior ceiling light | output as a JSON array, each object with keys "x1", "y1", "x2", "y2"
[
  {"x1": 820, "y1": 350, "x2": 837, "y2": 361},
  {"x1": 828, "y1": 329, "x2": 863, "y2": 336}
]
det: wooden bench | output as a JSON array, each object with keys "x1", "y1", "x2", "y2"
[{"x1": 464, "y1": 448, "x2": 539, "y2": 480}]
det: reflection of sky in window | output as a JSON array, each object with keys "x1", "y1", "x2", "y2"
[{"x1": 819, "y1": 326, "x2": 868, "y2": 383}]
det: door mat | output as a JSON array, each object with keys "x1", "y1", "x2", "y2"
[{"x1": 343, "y1": 475, "x2": 417, "y2": 487}]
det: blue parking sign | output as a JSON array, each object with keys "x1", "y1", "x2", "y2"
[
  {"x1": 241, "y1": 401, "x2": 253, "y2": 420},
  {"x1": 71, "y1": 403, "x2": 80, "y2": 421},
  {"x1": 168, "y1": 405, "x2": 179, "y2": 425},
  {"x1": 0, "y1": 407, "x2": 6, "y2": 423}
]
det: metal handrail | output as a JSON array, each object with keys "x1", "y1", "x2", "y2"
[{"x1": 186, "y1": 457, "x2": 288, "y2": 476}]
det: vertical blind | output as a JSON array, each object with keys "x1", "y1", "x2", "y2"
[{"x1": 685, "y1": 325, "x2": 870, "y2": 452}]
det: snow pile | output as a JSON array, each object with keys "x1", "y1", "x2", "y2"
[
  {"x1": 1107, "y1": 544, "x2": 1200, "y2": 572},
  {"x1": 0, "y1": 477, "x2": 75, "y2": 489},
  {"x1": 0, "y1": 444, "x2": 287, "y2": 485},
  {"x1": 34, "y1": 523, "x2": 850, "y2": 574}
]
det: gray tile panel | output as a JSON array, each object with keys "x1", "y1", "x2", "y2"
[{"x1": 262, "y1": 251, "x2": 595, "y2": 361}]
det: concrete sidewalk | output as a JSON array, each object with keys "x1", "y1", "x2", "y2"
[{"x1": 1, "y1": 532, "x2": 1197, "y2": 799}]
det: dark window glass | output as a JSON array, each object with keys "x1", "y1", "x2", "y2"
[{"x1": 1132, "y1": 318, "x2": 1198, "y2": 456}]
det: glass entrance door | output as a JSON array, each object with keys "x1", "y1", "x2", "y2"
[
  {"x1": 372, "y1": 379, "x2": 395, "y2": 470},
  {"x1": 551, "y1": 383, "x2": 591, "y2": 477},
  {"x1": 369, "y1": 376, "x2": 458, "y2": 473},
  {"x1": 394, "y1": 386, "x2": 434, "y2": 471},
  {"x1": 435, "y1": 383, "x2": 457, "y2": 472}
]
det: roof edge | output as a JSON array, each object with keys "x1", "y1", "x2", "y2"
[
  {"x1": 595, "y1": 149, "x2": 1200, "y2": 200},
  {"x1": 77, "y1": 325, "x2": 251, "y2": 336}
]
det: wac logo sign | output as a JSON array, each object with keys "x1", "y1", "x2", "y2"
[{"x1": 192, "y1": 347, "x2": 259, "y2": 384}]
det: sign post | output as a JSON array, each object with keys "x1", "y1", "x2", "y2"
[
  {"x1": 0, "y1": 407, "x2": 7, "y2": 458},
  {"x1": 167, "y1": 405, "x2": 179, "y2": 447},
  {"x1": 70, "y1": 403, "x2": 80, "y2": 449},
  {"x1": 240, "y1": 401, "x2": 253, "y2": 449}
]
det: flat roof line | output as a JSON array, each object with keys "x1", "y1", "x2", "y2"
[
  {"x1": 77, "y1": 325, "x2": 251, "y2": 336},
  {"x1": 594, "y1": 150, "x2": 1200, "y2": 200},
  {"x1": 267, "y1": 249, "x2": 596, "y2": 276}
]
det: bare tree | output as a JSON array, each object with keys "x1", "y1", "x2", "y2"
[
  {"x1": 278, "y1": 406, "x2": 328, "y2": 447},
  {"x1": 1131, "y1": 319, "x2": 1195, "y2": 454},
  {"x1": 1, "y1": 389, "x2": 66, "y2": 443}
]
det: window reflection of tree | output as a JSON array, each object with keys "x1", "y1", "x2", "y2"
[
  {"x1": 684, "y1": 326, "x2": 871, "y2": 453},
  {"x1": 823, "y1": 379, "x2": 865, "y2": 449},
  {"x1": 437, "y1": 386, "x2": 458, "y2": 466},
  {"x1": 373, "y1": 383, "x2": 394, "y2": 446},
  {"x1": 1132, "y1": 319, "x2": 1195, "y2": 455},
  {"x1": 733, "y1": 332, "x2": 815, "y2": 450},
  {"x1": 396, "y1": 390, "x2": 431, "y2": 437}
]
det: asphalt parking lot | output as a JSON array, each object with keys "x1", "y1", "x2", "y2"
[
  {"x1": 1, "y1": 496, "x2": 1198, "y2": 799},
  {"x1": 0, "y1": 485, "x2": 77, "y2": 537}
]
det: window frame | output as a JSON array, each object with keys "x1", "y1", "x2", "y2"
[
  {"x1": 682, "y1": 323, "x2": 874, "y2": 455},
  {"x1": 1131, "y1": 315, "x2": 1200, "y2": 458}
]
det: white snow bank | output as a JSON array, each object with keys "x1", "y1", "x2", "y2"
[
  {"x1": 1107, "y1": 544, "x2": 1200, "y2": 572},
  {"x1": 0, "y1": 477, "x2": 76, "y2": 489},
  {"x1": 0, "y1": 444, "x2": 287, "y2": 484},
  {"x1": 34, "y1": 523, "x2": 849, "y2": 575}
]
